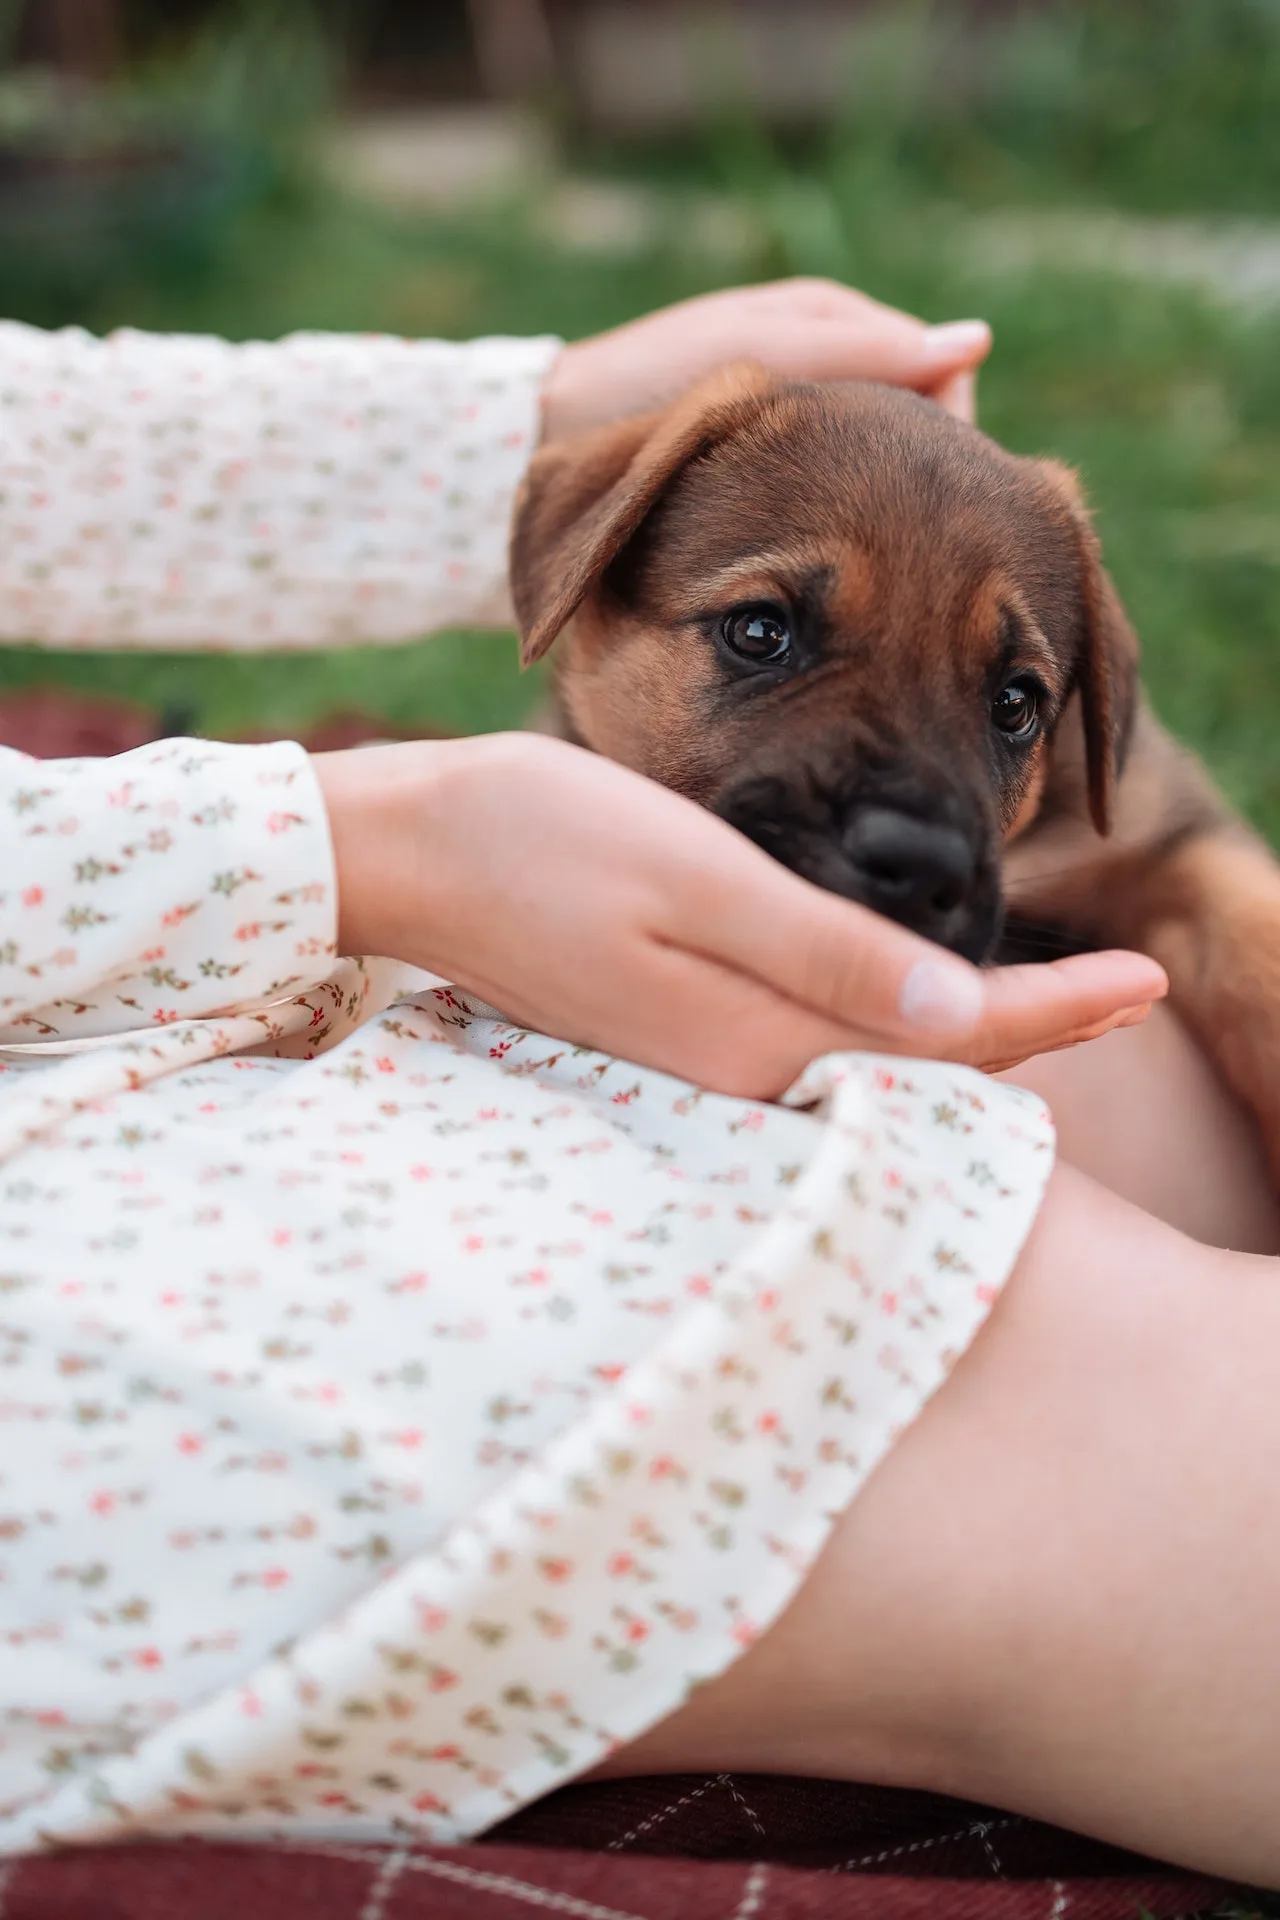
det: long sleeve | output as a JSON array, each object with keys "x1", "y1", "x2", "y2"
[
  {"x1": 0, "y1": 324, "x2": 560, "y2": 650},
  {"x1": 0, "y1": 738, "x2": 337, "y2": 1042}
]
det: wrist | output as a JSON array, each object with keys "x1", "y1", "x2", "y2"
[
  {"x1": 540, "y1": 338, "x2": 607, "y2": 446},
  {"x1": 313, "y1": 733, "x2": 534, "y2": 963},
  {"x1": 311, "y1": 741, "x2": 446, "y2": 959}
]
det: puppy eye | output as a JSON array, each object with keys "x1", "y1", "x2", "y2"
[
  {"x1": 991, "y1": 677, "x2": 1041, "y2": 739},
  {"x1": 720, "y1": 603, "x2": 792, "y2": 666}
]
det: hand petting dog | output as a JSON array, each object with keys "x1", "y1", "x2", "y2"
[
  {"x1": 514, "y1": 305, "x2": 1280, "y2": 1174},
  {"x1": 539, "y1": 278, "x2": 992, "y2": 440},
  {"x1": 317, "y1": 278, "x2": 1167, "y2": 1102},
  {"x1": 316, "y1": 732, "x2": 1164, "y2": 1099}
]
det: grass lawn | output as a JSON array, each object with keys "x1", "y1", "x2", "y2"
[{"x1": 2, "y1": 0, "x2": 1279, "y2": 840}]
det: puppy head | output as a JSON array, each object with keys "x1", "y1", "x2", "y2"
[{"x1": 511, "y1": 367, "x2": 1137, "y2": 962}]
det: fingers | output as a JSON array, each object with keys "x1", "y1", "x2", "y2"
[
  {"x1": 919, "y1": 321, "x2": 992, "y2": 380},
  {"x1": 685, "y1": 842, "x2": 991, "y2": 1049},
  {"x1": 616, "y1": 942, "x2": 876, "y2": 1100},
  {"x1": 541, "y1": 281, "x2": 992, "y2": 442},
  {"x1": 676, "y1": 836, "x2": 1168, "y2": 1075},
  {"x1": 976, "y1": 1005, "x2": 1154, "y2": 1077},
  {"x1": 463, "y1": 928, "x2": 868, "y2": 1103},
  {"x1": 929, "y1": 367, "x2": 978, "y2": 423},
  {"x1": 437, "y1": 743, "x2": 1167, "y2": 1095},
  {"x1": 742, "y1": 280, "x2": 990, "y2": 378},
  {"x1": 753, "y1": 312, "x2": 991, "y2": 396},
  {"x1": 626, "y1": 941, "x2": 1163, "y2": 1103},
  {"x1": 963, "y1": 952, "x2": 1169, "y2": 1073}
]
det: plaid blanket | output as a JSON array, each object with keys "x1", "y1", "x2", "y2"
[
  {"x1": 0, "y1": 688, "x2": 1263, "y2": 1920},
  {"x1": 0, "y1": 1775, "x2": 1244, "y2": 1917}
]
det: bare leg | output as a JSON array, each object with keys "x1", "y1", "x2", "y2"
[
  {"x1": 601, "y1": 1162, "x2": 1280, "y2": 1888},
  {"x1": 1002, "y1": 1002, "x2": 1280, "y2": 1252}
]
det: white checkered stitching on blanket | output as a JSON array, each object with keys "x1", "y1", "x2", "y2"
[
  {"x1": 604, "y1": 1774, "x2": 725, "y2": 1852},
  {"x1": 830, "y1": 1814, "x2": 1022, "y2": 1874},
  {"x1": 973, "y1": 1818, "x2": 1007, "y2": 1877},
  {"x1": 285, "y1": 1845, "x2": 649, "y2": 1920},
  {"x1": 360, "y1": 1845, "x2": 412, "y2": 1920},
  {"x1": 721, "y1": 1777, "x2": 767, "y2": 1841},
  {"x1": 731, "y1": 1862, "x2": 770, "y2": 1918},
  {"x1": 396, "y1": 1858, "x2": 647, "y2": 1919}
]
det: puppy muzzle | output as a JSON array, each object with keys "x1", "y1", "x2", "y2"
[{"x1": 715, "y1": 770, "x2": 1004, "y2": 965}]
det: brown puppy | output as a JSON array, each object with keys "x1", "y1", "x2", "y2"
[{"x1": 510, "y1": 363, "x2": 1280, "y2": 1179}]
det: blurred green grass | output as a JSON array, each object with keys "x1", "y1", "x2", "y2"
[{"x1": 2, "y1": 0, "x2": 1280, "y2": 838}]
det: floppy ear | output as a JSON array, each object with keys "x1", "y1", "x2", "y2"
[
  {"x1": 509, "y1": 361, "x2": 778, "y2": 669},
  {"x1": 1036, "y1": 459, "x2": 1139, "y2": 836}
]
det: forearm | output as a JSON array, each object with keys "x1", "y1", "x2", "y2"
[{"x1": 0, "y1": 323, "x2": 560, "y2": 650}]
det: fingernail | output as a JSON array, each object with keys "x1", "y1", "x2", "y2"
[
  {"x1": 1116, "y1": 1004, "x2": 1152, "y2": 1027},
  {"x1": 923, "y1": 319, "x2": 992, "y2": 364},
  {"x1": 899, "y1": 958, "x2": 985, "y2": 1034}
]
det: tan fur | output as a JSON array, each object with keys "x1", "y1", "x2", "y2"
[
  {"x1": 511, "y1": 376, "x2": 1280, "y2": 1184},
  {"x1": 511, "y1": 363, "x2": 778, "y2": 669}
]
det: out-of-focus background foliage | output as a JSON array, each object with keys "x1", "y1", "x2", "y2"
[{"x1": 1, "y1": 0, "x2": 1278, "y2": 834}]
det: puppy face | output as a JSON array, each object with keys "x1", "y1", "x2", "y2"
[{"x1": 511, "y1": 368, "x2": 1137, "y2": 963}]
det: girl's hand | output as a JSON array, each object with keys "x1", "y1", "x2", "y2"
[
  {"x1": 540, "y1": 278, "x2": 992, "y2": 440},
  {"x1": 314, "y1": 732, "x2": 1166, "y2": 1097}
]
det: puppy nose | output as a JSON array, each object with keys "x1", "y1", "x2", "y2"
[{"x1": 843, "y1": 807, "x2": 976, "y2": 927}]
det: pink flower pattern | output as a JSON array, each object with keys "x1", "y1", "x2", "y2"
[
  {"x1": 0, "y1": 323, "x2": 558, "y2": 648},
  {"x1": 0, "y1": 324, "x2": 1056, "y2": 1854}
]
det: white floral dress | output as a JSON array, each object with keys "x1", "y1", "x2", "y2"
[{"x1": 0, "y1": 322, "x2": 1055, "y2": 1854}]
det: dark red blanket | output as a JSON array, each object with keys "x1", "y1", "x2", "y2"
[
  {"x1": 0, "y1": 1776, "x2": 1242, "y2": 1919},
  {"x1": 0, "y1": 689, "x2": 1261, "y2": 1920}
]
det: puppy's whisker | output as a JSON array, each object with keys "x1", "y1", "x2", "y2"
[
  {"x1": 1002, "y1": 925, "x2": 1077, "y2": 949},
  {"x1": 1004, "y1": 860, "x2": 1115, "y2": 893},
  {"x1": 997, "y1": 915, "x2": 1097, "y2": 962}
]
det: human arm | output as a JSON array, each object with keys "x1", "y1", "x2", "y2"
[
  {"x1": 0, "y1": 723, "x2": 1162, "y2": 1067},
  {"x1": 540, "y1": 278, "x2": 991, "y2": 441},
  {"x1": 314, "y1": 731, "x2": 1166, "y2": 1090},
  {"x1": 0, "y1": 738, "x2": 335, "y2": 1042},
  {"x1": 0, "y1": 323, "x2": 558, "y2": 649},
  {"x1": 0, "y1": 284, "x2": 987, "y2": 653}
]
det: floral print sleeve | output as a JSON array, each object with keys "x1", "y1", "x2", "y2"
[
  {"x1": 0, "y1": 738, "x2": 336, "y2": 1042},
  {"x1": 0, "y1": 322, "x2": 561, "y2": 1039},
  {"x1": 0, "y1": 323, "x2": 560, "y2": 648}
]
